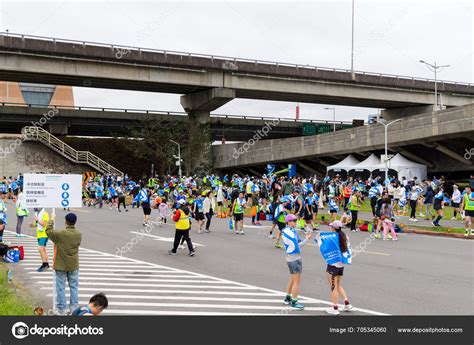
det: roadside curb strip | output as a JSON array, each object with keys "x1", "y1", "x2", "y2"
[{"x1": 402, "y1": 227, "x2": 473, "y2": 239}]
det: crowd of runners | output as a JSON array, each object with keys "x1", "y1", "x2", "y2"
[{"x1": 0, "y1": 171, "x2": 473, "y2": 314}]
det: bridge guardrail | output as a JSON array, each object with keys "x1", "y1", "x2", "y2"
[{"x1": 1, "y1": 32, "x2": 471, "y2": 87}]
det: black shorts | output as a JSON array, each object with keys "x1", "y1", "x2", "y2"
[
  {"x1": 277, "y1": 221, "x2": 286, "y2": 231},
  {"x1": 312, "y1": 205, "x2": 318, "y2": 214},
  {"x1": 217, "y1": 201, "x2": 223, "y2": 206},
  {"x1": 142, "y1": 203, "x2": 151, "y2": 215},
  {"x1": 433, "y1": 201, "x2": 442, "y2": 211},
  {"x1": 326, "y1": 264, "x2": 344, "y2": 276},
  {"x1": 465, "y1": 210, "x2": 474, "y2": 217},
  {"x1": 13, "y1": 189, "x2": 19, "y2": 196},
  {"x1": 195, "y1": 211, "x2": 205, "y2": 221},
  {"x1": 303, "y1": 210, "x2": 313, "y2": 221},
  {"x1": 233, "y1": 213, "x2": 243, "y2": 222},
  {"x1": 329, "y1": 209, "x2": 338, "y2": 214},
  {"x1": 452, "y1": 202, "x2": 460, "y2": 208},
  {"x1": 90, "y1": 193, "x2": 96, "y2": 199}
]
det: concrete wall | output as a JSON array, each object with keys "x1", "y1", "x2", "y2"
[
  {"x1": 213, "y1": 104, "x2": 474, "y2": 168},
  {"x1": 0, "y1": 135, "x2": 90, "y2": 177}
]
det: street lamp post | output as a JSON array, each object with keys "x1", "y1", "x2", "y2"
[
  {"x1": 419, "y1": 60, "x2": 450, "y2": 110},
  {"x1": 379, "y1": 118, "x2": 401, "y2": 190},
  {"x1": 351, "y1": 0, "x2": 355, "y2": 72},
  {"x1": 325, "y1": 107, "x2": 336, "y2": 132},
  {"x1": 170, "y1": 139, "x2": 182, "y2": 179}
]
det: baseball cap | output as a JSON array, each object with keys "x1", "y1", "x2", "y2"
[
  {"x1": 178, "y1": 199, "x2": 186, "y2": 205},
  {"x1": 329, "y1": 220, "x2": 343, "y2": 229},
  {"x1": 285, "y1": 214, "x2": 298, "y2": 223},
  {"x1": 453, "y1": 184, "x2": 458, "y2": 189}
]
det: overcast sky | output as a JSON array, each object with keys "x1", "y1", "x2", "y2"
[{"x1": 1, "y1": 0, "x2": 472, "y2": 122}]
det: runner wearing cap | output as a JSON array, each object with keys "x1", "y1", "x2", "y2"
[
  {"x1": 315, "y1": 220, "x2": 354, "y2": 315},
  {"x1": 169, "y1": 199, "x2": 195, "y2": 256},
  {"x1": 281, "y1": 214, "x2": 311, "y2": 310}
]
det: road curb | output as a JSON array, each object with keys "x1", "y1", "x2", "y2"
[{"x1": 399, "y1": 227, "x2": 472, "y2": 239}]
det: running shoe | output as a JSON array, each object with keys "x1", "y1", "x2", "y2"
[
  {"x1": 342, "y1": 304, "x2": 354, "y2": 312},
  {"x1": 239, "y1": 230, "x2": 245, "y2": 235},
  {"x1": 168, "y1": 250, "x2": 177, "y2": 256},
  {"x1": 290, "y1": 301, "x2": 305, "y2": 310},
  {"x1": 189, "y1": 251, "x2": 195, "y2": 257},
  {"x1": 283, "y1": 295, "x2": 291, "y2": 305},
  {"x1": 374, "y1": 233, "x2": 382, "y2": 239},
  {"x1": 464, "y1": 230, "x2": 469, "y2": 237},
  {"x1": 274, "y1": 243, "x2": 283, "y2": 249},
  {"x1": 268, "y1": 234, "x2": 275, "y2": 239},
  {"x1": 387, "y1": 234, "x2": 393, "y2": 240},
  {"x1": 204, "y1": 229, "x2": 211, "y2": 233},
  {"x1": 326, "y1": 308, "x2": 340, "y2": 315}
]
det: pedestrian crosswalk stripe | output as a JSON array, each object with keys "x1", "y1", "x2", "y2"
[
  {"x1": 3, "y1": 230, "x2": 388, "y2": 316},
  {"x1": 30, "y1": 277, "x2": 238, "y2": 284},
  {"x1": 33, "y1": 281, "x2": 260, "y2": 289},
  {"x1": 39, "y1": 287, "x2": 284, "y2": 296}
]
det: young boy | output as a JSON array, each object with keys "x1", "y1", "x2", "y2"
[
  {"x1": 281, "y1": 214, "x2": 311, "y2": 310},
  {"x1": 35, "y1": 207, "x2": 50, "y2": 272},
  {"x1": 71, "y1": 293, "x2": 109, "y2": 316}
]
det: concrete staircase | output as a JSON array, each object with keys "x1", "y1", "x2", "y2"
[{"x1": 21, "y1": 126, "x2": 123, "y2": 176}]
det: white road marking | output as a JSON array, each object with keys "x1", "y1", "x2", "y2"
[
  {"x1": 129, "y1": 231, "x2": 205, "y2": 247},
  {"x1": 4, "y1": 230, "x2": 388, "y2": 316}
]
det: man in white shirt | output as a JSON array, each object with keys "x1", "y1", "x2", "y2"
[{"x1": 451, "y1": 185, "x2": 462, "y2": 220}]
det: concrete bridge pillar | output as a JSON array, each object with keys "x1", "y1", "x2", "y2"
[{"x1": 181, "y1": 88, "x2": 235, "y2": 175}]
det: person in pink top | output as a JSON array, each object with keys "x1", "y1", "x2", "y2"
[{"x1": 159, "y1": 201, "x2": 170, "y2": 224}]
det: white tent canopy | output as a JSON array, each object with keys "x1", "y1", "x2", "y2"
[
  {"x1": 349, "y1": 154, "x2": 382, "y2": 172},
  {"x1": 385, "y1": 153, "x2": 427, "y2": 181},
  {"x1": 326, "y1": 155, "x2": 360, "y2": 173}
]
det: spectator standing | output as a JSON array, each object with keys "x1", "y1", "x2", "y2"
[{"x1": 46, "y1": 213, "x2": 82, "y2": 315}]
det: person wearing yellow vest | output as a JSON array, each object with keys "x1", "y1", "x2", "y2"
[
  {"x1": 169, "y1": 199, "x2": 195, "y2": 256},
  {"x1": 348, "y1": 190, "x2": 361, "y2": 232},
  {"x1": 15, "y1": 192, "x2": 29, "y2": 237},
  {"x1": 461, "y1": 186, "x2": 474, "y2": 237},
  {"x1": 35, "y1": 207, "x2": 50, "y2": 272}
]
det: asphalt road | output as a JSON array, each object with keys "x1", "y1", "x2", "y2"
[{"x1": 2, "y1": 202, "x2": 473, "y2": 316}]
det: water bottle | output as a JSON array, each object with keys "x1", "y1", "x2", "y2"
[{"x1": 7, "y1": 269, "x2": 12, "y2": 283}]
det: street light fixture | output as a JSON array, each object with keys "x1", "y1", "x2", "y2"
[
  {"x1": 170, "y1": 139, "x2": 182, "y2": 179},
  {"x1": 378, "y1": 118, "x2": 401, "y2": 190},
  {"x1": 419, "y1": 60, "x2": 450, "y2": 110},
  {"x1": 324, "y1": 107, "x2": 336, "y2": 132}
]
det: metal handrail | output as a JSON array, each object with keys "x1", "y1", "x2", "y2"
[
  {"x1": 1, "y1": 32, "x2": 471, "y2": 86},
  {"x1": 22, "y1": 126, "x2": 123, "y2": 175},
  {"x1": 1, "y1": 101, "x2": 354, "y2": 125}
]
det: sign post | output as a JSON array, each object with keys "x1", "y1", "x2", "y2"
[{"x1": 23, "y1": 174, "x2": 82, "y2": 314}]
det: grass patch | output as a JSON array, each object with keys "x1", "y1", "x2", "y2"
[{"x1": 0, "y1": 263, "x2": 35, "y2": 315}]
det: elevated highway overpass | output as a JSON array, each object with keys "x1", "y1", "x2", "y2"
[
  {"x1": 212, "y1": 104, "x2": 474, "y2": 175},
  {"x1": 0, "y1": 33, "x2": 472, "y2": 122},
  {"x1": 0, "y1": 102, "x2": 353, "y2": 141}
]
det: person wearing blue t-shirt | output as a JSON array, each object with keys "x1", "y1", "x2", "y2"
[{"x1": 281, "y1": 214, "x2": 311, "y2": 310}]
